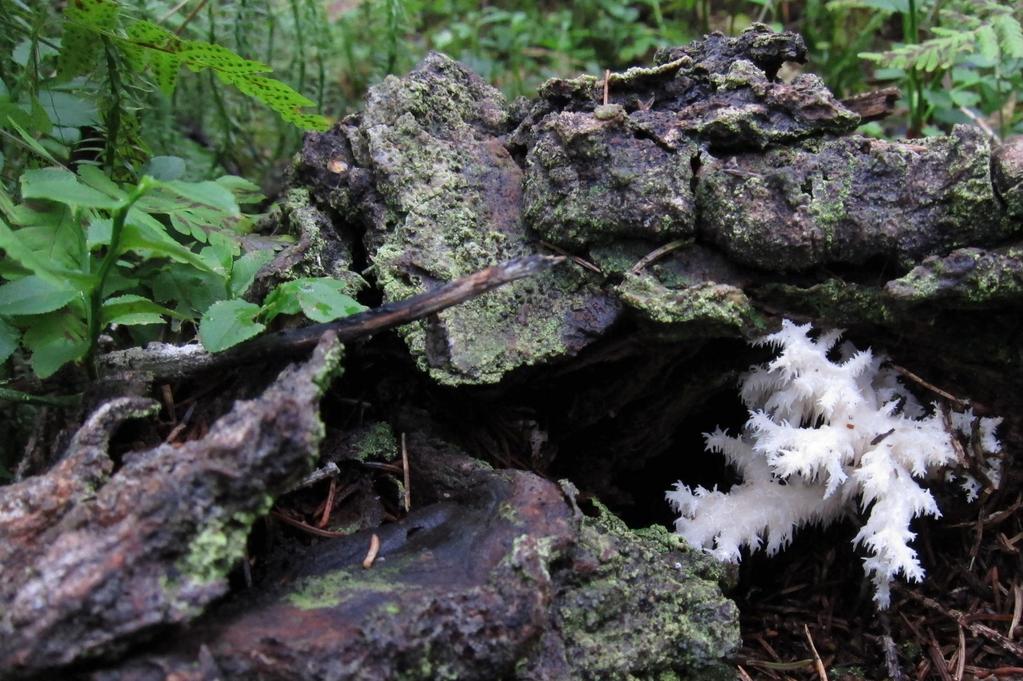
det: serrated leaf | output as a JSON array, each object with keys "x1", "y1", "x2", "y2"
[
  {"x1": 125, "y1": 19, "x2": 177, "y2": 50},
  {"x1": 294, "y1": 278, "x2": 366, "y2": 322},
  {"x1": 976, "y1": 25, "x2": 999, "y2": 62},
  {"x1": 102, "y1": 294, "x2": 182, "y2": 325},
  {"x1": 21, "y1": 168, "x2": 122, "y2": 209},
  {"x1": 0, "y1": 218, "x2": 93, "y2": 288},
  {"x1": 156, "y1": 179, "x2": 240, "y2": 215},
  {"x1": 199, "y1": 299, "x2": 264, "y2": 352},
  {"x1": 0, "y1": 317, "x2": 20, "y2": 363},
  {"x1": 0, "y1": 275, "x2": 78, "y2": 315},
  {"x1": 229, "y1": 249, "x2": 275, "y2": 297},
  {"x1": 180, "y1": 41, "x2": 271, "y2": 75},
  {"x1": 37, "y1": 90, "x2": 99, "y2": 128},
  {"x1": 230, "y1": 75, "x2": 328, "y2": 130},
  {"x1": 260, "y1": 280, "x2": 304, "y2": 322},
  {"x1": 118, "y1": 223, "x2": 216, "y2": 272},
  {"x1": 261, "y1": 277, "x2": 365, "y2": 323},
  {"x1": 23, "y1": 310, "x2": 88, "y2": 378},
  {"x1": 59, "y1": 0, "x2": 120, "y2": 79},
  {"x1": 152, "y1": 52, "x2": 183, "y2": 95},
  {"x1": 78, "y1": 165, "x2": 128, "y2": 200},
  {"x1": 994, "y1": 14, "x2": 1023, "y2": 59},
  {"x1": 143, "y1": 156, "x2": 186, "y2": 181}
]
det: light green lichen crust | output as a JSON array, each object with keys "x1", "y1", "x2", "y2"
[
  {"x1": 699, "y1": 127, "x2": 1012, "y2": 271},
  {"x1": 286, "y1": 565, "x2": 406, "y2": 610},
  {"x1": 178, "y1": 494, "x2": 275, "y2": 586},
  {"x1": 885, "y1": 246, "x2": 1023, "y2": 306},
  {"x1": 360, "y1": 54, "x2": 614, "y2": 385},
  {"x1": 618, "y1": 271, "x2": 767, "y2": 338},
  {"x1": 554, "y1": 501, "x2": 740, "y2": 680},
  {"x1": 350, "y1": 422, "x2": 399, "y2": 462},
  {"x1": 259, "y1": 188, "x2": 363, "y2": 295}
]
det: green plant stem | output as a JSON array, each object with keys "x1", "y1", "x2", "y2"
[
  {"x1": 85, "y1": 177, "x2": 152, "y2": 377},
  {"x1": 904, "y1": 0, "x2": 924, "y2": 135},
  {"x1": 102, "y1": 37, "x2": 122, "y2": 173},
  {"x1": 0, "y1": 386, "x2": 79, "y2": 407}
]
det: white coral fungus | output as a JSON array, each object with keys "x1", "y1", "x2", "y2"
[{"x1": 666, "y1": 320, "x2": 1002, "y2": 608}]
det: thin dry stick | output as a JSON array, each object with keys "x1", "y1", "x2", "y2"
[
  {"x1": 603, "y1": 69, "x2": 610, "y2": 105},
  {"x1": 627, "y1": 238, "x2": 691, "y2": 276},
  {"x1": 271, "y1": 510, "x2": 348, "y2": 538},
  {"x1": 317, "y1": 478, "x2": 338, "y2": 529},
  {"x1": 1009, "y1": 582, "x2": 1022, "y2": 640},
  {"x1": 174, "y1": 0, "x2": 209, "y2": 35},
  {"x1": 891, "y1": 365, "x2": 970, "y2": 409},
  {"x1": 362, "y1": 533, "x2": 381, "y2": 569},
  {"x1": 927, "y1": 629, "x2": 954, "y2": 681},
  {"x1": 803, "y1": 625, "x2": 829, "y2": 681},
  {"x1": 954, "y1": 625, "x2": 966, "y2": 681},
  {"x1": 903, "y1": 589, "x2": 1023, "y2": 660},
  {"x1": 400, "y1": 433, "x2": 411, "y2": 513},
  {"x1": 99, "y1": 255, "x2": 564, "y2": 381},
  {"x1": 539, "y1": 240, "x2": 603, "y2": 274},
  {"x1": 879, "y1": 611, "x2": 908, "y2": 681},
  {"x1": 159, "y1": 0, "x2": 192, "y2": 22}
]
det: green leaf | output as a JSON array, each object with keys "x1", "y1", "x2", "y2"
[
  {"x1": 143, "y1": 156, "x2": 186, "y2": 181},
  {"x1": 294, "y1": 278, "x2": 366, "y2": 322},
  {"x1": 229, "y1": 249, "x2": 275, "y2": 297},
  {"x1": 262, "y1": 277, "x2": 365, "y2": 323},
  {"x1": 199, "y1": 299, "x2": 265, "y2": 352},
  {"x1": 77, "y1": 165, "x2": 128, "y2": 201},
  {"x1": 0, "y1": 217, "x2": 93, "y2": 288},
  {"x1": 260, "y1": 280, "x2": 304, "y2": 322},
  {"x1": 977, "y1": 25, "x2": 999, "y2": 63},
  {"x1": 21, "y1": 168, "x2": 121, "y2": 209},
  {"x1": 102, "y1": 294, "x2": 182, "y2": 325},
  {"x1": 229, "y1": 75, "x2": 330, "y2": 131},
  {"x1": 118, "y1": 223, "x2": 217, "y2": 272},
  {"x1": 179, "y1": 41, "x2": 272, "y2": 75},
  {"x1": 0, "y1": 317, "x2": 19, "y2": 363},
  {"x1": 59, "y1": 0, "x2": 120, "y2": 79},
  {"x1": 156, "y1": 179, "x2": 240, "y2": 215},
  {"x1": 994, "y1": 14, "x2": 1023, "y2": 60},
  {"x1": 36, "y1": 90, "x2": 100, "y2": 128},
  {"x1": 4, "y1": 116, "x2": 59, "y2": 165},
  {"x1": 215, "y1": 175, "x2": 264, "y2": 205},
  {"x1": 23, "y1": 310, "x2": 88, "y2": 378},
  {"x1": 0, "y1": 275, "x2": 78, "y2": 315}
]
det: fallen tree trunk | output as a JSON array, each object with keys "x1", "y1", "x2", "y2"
[{"x1": 3, "y1": 23, "x2": 1022, "y2": 681}]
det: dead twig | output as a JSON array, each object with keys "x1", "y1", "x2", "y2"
[
  {"x1": 317, "y1": 478, "x2": 338, "y2": 528},
  {"x1": 890, "y1": 364, "x2": 970, "y2": 410},
  {"x1": 539, "y1": 240, "x2": 603, "y2": 274},
  {"x1": 903, "y1": 589, "x2": 1023, "y2": 661},
  {"x1": 803, "y1": 624, "x2": 829, "y2": 681},
  {"x1": 627, "y1": 238, "x2": 691, "y2": 276},
  {"x1": 271, "y1": 510, "x2": 349, "y2": 539},
  {"x1": 362, "y1": 533, "x2": 381, "y2": 569},
  {"x1": 99, "y1": 255, "x2": 564, "y2": 381},
  {"x1": 286, "y1": 461, "x2": 340, "y2": 493},
  {"x1": 400, "y1": 433, "x2": 411, "y2": 513}
]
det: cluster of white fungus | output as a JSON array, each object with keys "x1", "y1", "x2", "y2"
[{"x1": 667, "y1": 320, "x2": 1002, "y2": 608}]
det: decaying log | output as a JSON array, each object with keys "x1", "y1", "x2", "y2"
[
  {"x1": 0, "y1": 335, "x2": 342, "y2": 680},
  {"x1": 87, "y1": 442, "x2": 738, "y2": 680},
  {"x1": 841, "y1": 86, "x2": 900, "y2": 121},
  {"x1": 6, "y1": 22, "x2": 1023, "y2": 681}
]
